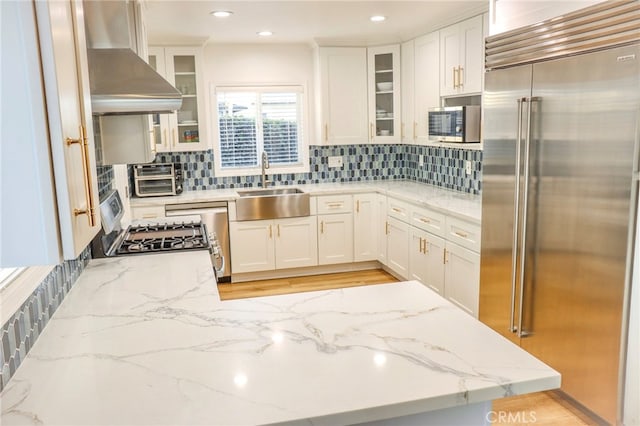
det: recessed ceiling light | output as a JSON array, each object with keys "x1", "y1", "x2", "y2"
[
  {"x1": 370, "y1": 15, "x2": 386, "y2": 23},
  {"x1": 210, "y1": 10, "x2": 232, "y2": 18},
  {"x1": 257, "y1": 30, "x2": 273, "y2": 37}
]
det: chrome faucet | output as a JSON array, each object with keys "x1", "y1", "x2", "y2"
[{"x1": 261, "y1": 151, "x2": 270, "y2": 188}]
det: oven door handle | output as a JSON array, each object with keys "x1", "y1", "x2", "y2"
[{"x1": 214, "y1": 252, "x2": 225, "y2": 278}]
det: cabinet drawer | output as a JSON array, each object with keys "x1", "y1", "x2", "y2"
[
  {"x1": 132, "y1": 205, "x2": 166, "y2": 220},
  {"x1": 316, "y1": 195, "x2": 353, "y2": 214},
  {"x1": 445, "y1": 216, "x2": 481, "y2": 252},
  {"x1": 387, "y1": 198, "x2": 411, "y2": 222},
  {"x1": 410, "y1": 206, "x2": 446, "y2": 237}
]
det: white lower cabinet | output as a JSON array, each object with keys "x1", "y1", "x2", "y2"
[
  {"x1": 386, "y1": 216, "x2": 409, "y2": 279},
  {"x1": 275, "y1": 217, "x2": 318, "y2": 269},
  {"x1": 409, "y1": 228, "x2": 445, "y2": 295},
  {"x1": 353, "y1": 193, "x2": 378, "y2": 261},
  {"x1": 377, "y1": 195, "x2": 388, "y2": 264},
  {"x1": 382, "y1": 196, "x2": 480, "y2": 317},
  {"x1": 131, "y1": 205, "x2": 166, "y2": 220},
  {"x1": 230, "y1": 217, "x2": 317, "y2": 273},
  {"x1": 229, "y1": 221, "x2": 275, "y2": 273},
  {"x1": 444, "y1": 242, "x2": 480, "y2": 318},
  {"x1": 318, "y1": 214, "x2": 353, "y2": 265}
]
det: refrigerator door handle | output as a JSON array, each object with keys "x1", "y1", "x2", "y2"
[
  {"x1": 517, "y1": 96, "x2": 541, "y2": 338},
  {"x1": 510, "y1": 97, "x2": 527, "y2": 333}
]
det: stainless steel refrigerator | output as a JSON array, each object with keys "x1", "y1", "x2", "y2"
[{"x1": 479, "y1": 2, "x2": 639, "y2": 424}]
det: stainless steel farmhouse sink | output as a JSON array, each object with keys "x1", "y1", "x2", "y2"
[{"x1": 235, "y1": 188, "x2": 310, "y2": 221}]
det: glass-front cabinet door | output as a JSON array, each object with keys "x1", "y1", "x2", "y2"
[
  {"x1": 367, "y1": 45, "x2": 401, "y2": 143},
  {"x1": 147, "y1": 46, "x2": 207, "y2": 152}
]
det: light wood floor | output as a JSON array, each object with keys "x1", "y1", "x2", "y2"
[
  {"x1": 219, "y1": 270, "x2": 599, "y2": 425},
  {"x1": 218, "y1": 269, "x2": 399, "y2": 300}
]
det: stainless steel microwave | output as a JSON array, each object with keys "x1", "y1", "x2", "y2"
[{"x1": 428, "y1": 106, "x2": 481, "y2": 143}]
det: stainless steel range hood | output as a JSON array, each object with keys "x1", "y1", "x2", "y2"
[{"x1": 83, "y1": 1, "x2": 181, "y2": 115}]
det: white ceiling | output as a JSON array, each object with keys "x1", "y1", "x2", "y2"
[{"x1": 144, "y1": 1, "x2": 488, "y2": 47}]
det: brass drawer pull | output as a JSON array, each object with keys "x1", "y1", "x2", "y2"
[
  {"x1": 455, "y1": 231, "x2": 469, "y2": 239},
  {"x1": 419, "y1": 217, "x2": 431, "y2": 224}
]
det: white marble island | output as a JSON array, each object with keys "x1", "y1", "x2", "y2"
[{"x1": 0, "y1": 252, "x2": 559, "y2": 425}]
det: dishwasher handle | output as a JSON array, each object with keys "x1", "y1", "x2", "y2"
[{"x1": 165, "y1": 207, "x2": 228, "y2": 217}]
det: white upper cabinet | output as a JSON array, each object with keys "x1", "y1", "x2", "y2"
[
  {"x1": 1, "y1": 0, "x2": 101, "y2": 266},
  {"x1": 400, "y1": 40, "x2": 415, "y2": 143},
  {"x1": 440, "y1": 15, "x2": 484, "y2": 97},
  {"x1": 402, "y1": 32, "x2": 440, "y2": 144},
  {"x1": 413, "y1": 32, "x2": 440, "y2": 143},
  {"x1": 148, "y1": 46, "x2": 208, "y2": 152},
  {"x1": 317, "y1": 47, "x2": 369, "y2": 145},
  {"x1": 367, "y1": 45, "x2": 401, "y2": 143}
]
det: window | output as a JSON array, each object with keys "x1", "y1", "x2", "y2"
[
  {"x1": 0, "y1": 268, "x2": 24, "y2": 290},
  {"x1": 213, "y1": 85, "x2": 308, "y2": 177}
]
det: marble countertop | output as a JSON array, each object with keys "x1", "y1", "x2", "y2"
[
  {"x1": 1, "y1": 251, "x2": 559, "y2": 425},
  {"x1": 130, "y1": 180, "x2": 482, "y2": 223}
]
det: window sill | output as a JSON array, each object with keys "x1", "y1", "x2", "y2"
[
  {"x1": 0, "y1": 265, "x2": 53, "y2": 325},
  {"x1": 214, "y1": 163, "x2": 310, "y2": 178}
]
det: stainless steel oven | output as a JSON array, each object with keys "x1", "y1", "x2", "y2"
[
  {"x1": 91, "y1": 190, "x2": 224, "y2": 280},
  {"x1": 165, "y1": 201, "x2": 230, "y2": 282}
]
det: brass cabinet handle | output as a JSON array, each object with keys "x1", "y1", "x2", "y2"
[
  {"x1": 326, "y1": 202, "x2": 343, "y2": 208},
  {"x1": 419, "y1": 217, "x2": 431, "y2": 224},
  {"x1": 458, "y1": 66, "x2": 464, "y2": 88},
  {"x1": 277, "y1": 224, "x2": 281, "y2": 237},
  {"x1": 320, "y1": 221, "x2": 324, "y2": 234},
  {"x1": 455, "y1": 231, "x2": 469, "y2": 239},
  {"x1": 423, "y1": 239, "x2": 429, "y2": 254},
  {"x1": 443, "y1": 249, "x2": 448, "y2": 264},
  {"x1": 65, "y1": 126, "x2": 96, "y2": 227},
  {"x1": 370, "y1": 123, "x2": 374, "y2": 141},
  {"x1": 385, "y1": 221, "x2": 389, "y2": 235},
  {"x1": 269, "y1": 225, "x2": 273, "y2": 239},
  {"x1": 391, "y1": 207, "x2": 402, "y2": 213},
  {"x1": 325, "y1": 123, "x2": 328, "y2": 142},
  {"x1": 418, "y1": 237, "x2": 423, "y2": 253},
  {"x1": 356, "y1": 200, "x2": 360, "y2": 213},
  {"x1": 172, "y1": 129, "x2": 177, "y2": 147},
  {"x1": 453, "y1": 67, "x2": 458, "y2": 89},
  {"x1": 413, "y1": 121, "x2": 417, "y2": 140}
]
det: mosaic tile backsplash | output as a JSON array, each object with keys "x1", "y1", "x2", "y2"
[
  {"x1": 0, "y1": 132, "x2": 113, "y2": 392},
  {"x1": 154, "y1": 144, "x2": 482, "y2": 194},
  {"x1": 0, "y1": 247, "x2": 91, "y2": 391}
]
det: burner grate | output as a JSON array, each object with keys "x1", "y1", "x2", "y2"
[{"x1": 115, "y1": 221, "x2": 209, "y2": 255}]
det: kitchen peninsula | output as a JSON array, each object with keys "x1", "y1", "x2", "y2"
[{"x1": 1, "y1": 250, "x2": 559, "y2": 425}]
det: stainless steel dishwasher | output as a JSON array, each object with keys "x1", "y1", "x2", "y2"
[{"x1": 165, "y1": 201, "x2": 231, "y2": 282}]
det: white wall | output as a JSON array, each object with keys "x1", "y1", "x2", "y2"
[
  {"x1": 202, "y1": 43, "x2": 317, "y2": 145},
  {"x1": 488, "y1": 0, "x2": 601, "y2": 35}
]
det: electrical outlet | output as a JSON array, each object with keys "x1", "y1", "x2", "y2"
[
  {"x1": 465, "y1": 160, "x2": 472, "y2": 176},
  {"x1": 328, "y1": 156, "x2": 343, "y2": 168}
]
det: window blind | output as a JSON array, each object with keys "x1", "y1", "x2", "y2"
[{"x1": 215, "y1": 87, "x2": 303, "y2": 170}]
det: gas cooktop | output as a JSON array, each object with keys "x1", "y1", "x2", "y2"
[{"x1": 115, "y1": 222, "x2": 209, "y2": 255}]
